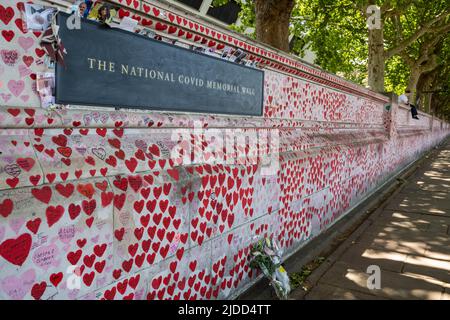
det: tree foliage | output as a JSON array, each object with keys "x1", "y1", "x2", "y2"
[
  {"x1": 213, "y1": 0, "x2": 294, "y2": 51},
  {"x1": 212, "y1": 0, "x2": 255, "y2": 35},
  {"x1": 213, "y1": 0, "x2": 450, "y2": 118},
  {"x1": 291, "y1": 0, "x2": 369, "y2": 84}
]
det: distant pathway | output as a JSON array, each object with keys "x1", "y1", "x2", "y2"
[{"x1": 298, "y1": 139, "x2": 450, "y2": 300}]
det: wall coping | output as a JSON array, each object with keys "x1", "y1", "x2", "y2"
[
  {"x1": 0, "y1": 106, "x2": 388, "y2": 130},
  {"x1": 44, "y1": 0, "x2": 389, "y2": 104}
]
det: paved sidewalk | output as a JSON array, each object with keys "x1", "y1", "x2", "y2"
[{"x1": 298, "y1": 140, "x2": 450, "y2": 300}]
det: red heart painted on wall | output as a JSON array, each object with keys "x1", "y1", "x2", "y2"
[
  {"x1": 125, "y1": 158, "x2": 138, "y2": 172},
  {"x1": 122, "y1": 259, "x2": 133, "y2": 272},
  {"x1": 77, "y1": 239, "x2": 86, "y2": 248},
  {"x1": 77, "y1": 183, "x2": 95, "y2": 199},
  {"x1": 50, "y1": 272, "x2": 63, "y2": 287},
  {"x1": 114, "y1": 194, "x2": 126, "y2": 210},
  {"x1": 115, "y1": 150, "x2": 125, "y2": 161},
  {"x1": 16, "y1": 157, "x2": 35, "y2": 172},
  {"x1": 0, "y1": 233, "x2": 32, "y2": 266},
  {"x1": 128, "y1": 176, "x2": 142, "y2": 192},
  {"x1": 118, "y1": 8, "x2": 130, "y2": 19},
  {"x1": 22, "y1": 55, "x2": 33, "y2": 67},
  {"x1": 31, "y1": 282, "x2": 46, "y2": 300},
  {"x1": 1, "y1": 30, "x2": 14, "y2": 42},
  {"x1": 26, "y1": 218, "x2": 41, "y2": 234},
  {"x1": 95, "y1": 260, "x2": 106, "y2": 273},
  {"x1": 83, "y1": 254, "x2": 95, "y2": 268},
  {"x1": 112, "y1": 269, "x2": 122, "y2": 280},
  {"x1": 83, "y1": 271, "x2": 95, "y2": 286},
  {"x1": 101, "y1": 192, "x2": 113, "y2": 207},
  {"x1": 117, "y1": 279, "x2": 128, "y2": 294},
  {"x1": 94, "y1": 244, "x2": 107, "y2": 257},
  {"x1": 141, "y1": 18, "x2": 152, "y2": 27},
  {"x1": 82, "y1": 200, "x2": 96, "y2": 216},
  {"x1": 31, "y1": 186, "x2": 52, "y2": 204},
  {"x1": 52, "y1": 134, "x2": 67, "y2": 147},
  {"x1": 104, "y1": 287, "x2": 116, "y2": 300},
  {"x1": 35, "y1": 48, "x2": 45, "y2": 57},
  {"x1": 55, "y1": 183, "x2": 74, "y2": 198},
  {"x1": 0, "y1": 199, "x2": 13, "y2": 218},
  {"x1": 68, "y1": 204, "x2": 81, "y2": 220},
  {"x1": 67, "y1": 250, "x2": 82, "y2": 265},
  {"x1": 114, "y1": 228, "x2": 125, "y2": 242},
  {"x1": 155, "y1": 22, "x2": 167, "y2": 31},
  {"x1": 167, "y1": 25, "x2": 177, "y2": 34},
  {"x1": 0, "y1": 5, "x2": 14, "y2": 25},
  {"x1": 46, "y1": 205, "x2": 64, "y2": 227},
  {"x1": 105, "y1": 156, "x2": 117, "y2": 167}
]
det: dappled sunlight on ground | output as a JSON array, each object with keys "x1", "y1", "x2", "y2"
[{"x1": 303, "y1": 140, "x2": 450, "y2": 300}]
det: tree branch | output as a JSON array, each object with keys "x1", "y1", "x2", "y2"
[
  {"x1": 384, "y1": 10, "x2": 450, "y2": 59},
  {"x1": 400, "y1": 51, "x2": 415, "y2": 66},
  {"x1": 383, "y1": 2, "x2": 413, "y2": 19},
  {"x1": 391, "y1": 13, "x2": 403, "y2": 43},
  {"x1": 419, "y1": 54, "x2": 440, "y2": 74}
]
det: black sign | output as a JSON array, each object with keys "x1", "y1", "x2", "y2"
[{"x1": 55, "y1": 13, "x2": 264, "y2": 116}]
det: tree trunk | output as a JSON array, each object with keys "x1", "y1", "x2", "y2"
[
  {"x1": 254, "y1": 0, "x2": 294, "y2": 52},
  {"x1": 368, "y1": 25, "x2": 385, "y2": 93},
  {"x1": 416, "y1": 70, "x2": 438, "y2": 113},
  {"x1": 406, "y1": 54, "x2": 439, "y2": 106},
  {"x1": 407, "y1": 68, "x2": 421, "y2": 105}
]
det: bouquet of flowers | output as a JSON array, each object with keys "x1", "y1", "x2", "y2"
[{"x1": 249, "y1": 237, "x2": 291, "y2": 300}]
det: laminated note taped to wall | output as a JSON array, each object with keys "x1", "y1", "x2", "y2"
[
  {"x1": 115, "y1": 17, "x2": 138, "y2": 32},
  {"x1": 24, "y1": 4, "x2": 55, "y2": 31}
]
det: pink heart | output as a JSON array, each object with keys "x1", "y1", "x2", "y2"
[
  {"x1": 1, "y1": 50, "x2": 19, "y2": 66},
  {"x1": 8, "y1": 80, "x2": 25, "y2": 97},
  {"x1": 58, "y1": 225, "x2": 76, "y2": 244},
  {"x1": 20, "y1": 95, "x2": 29, "y2": 102},
  {"x1": 1, "y1": 93, "x2": 12, "y2": 102},
  {"x1": 19, "y1": 64, "x2": 32, "y2": 78},
  {"x1": 1, "y1": 269, "x2": 36, "y2": 300},
  {"x1": 15, "y1": 146, "x2": 25, "y2": 153},
  {"x1": 35, "y1": 115, "x2": 46, "y2": 123},
  {"x1": 135, "y1": 288, "x2": 145, "y2": 300},
  {"x1": 3, "y1": 156, "x2": 15, "y2": 163},
  {"x1": 96, "y1": 276, "x2": 106, "y2": 287},
  {"x1": 68, "y1": 289, "x2": 80, "y2": 300},
  {"x1": 9, "y1": 217, "x2": 25, "y2": 234},
  {"x1": 91, "y1": 235, "x2": 99, "y2": 243},
  {"x1": 32, "y1": 243, "x2": 61, "y2": 271},
  {"x1": 18, "y1": 36, "x2": 34, "y2": 52},
  {"x1": 76, "y1": 226, "x2": 84, "y2": 233}
]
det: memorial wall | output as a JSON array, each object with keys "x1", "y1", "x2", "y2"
[{"x1": 0, "y1": 0, "x2": 449, "y2": 300}]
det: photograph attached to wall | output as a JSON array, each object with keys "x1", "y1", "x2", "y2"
[
  {"x1": 70, "y1": 1, "x2": 93, "y2": 18},
  {"x1": 231, "y1": 49, "x2": 247, "y2": 64},
  {"x1": 36, "y1": 72, "x2": 56, "y2": 109},
  {"x1": 114, "y1": 16, "x2": 138, "y2": 32},
  {"x1": 87, "y1": 2, "x2": 118, "y2": 25},
  {"x1": 221, "y1": 46, "x2": 234, "y2": 60},
  {"x1": 24, "y1": 4, "x2": 56, "y2": 31}
]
